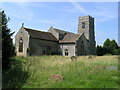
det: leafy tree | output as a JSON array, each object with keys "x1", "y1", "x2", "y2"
[
  {"x1": 103, "y1": 38, "x2": 119, "y2": 55},
  {"x1": 117, "y1": 47, "x2": 120, "y2": 55},
  {"x1": 96, "y1": 45, "x2": 106, "y2": 56},
  {"x1": 2, "y1": 10, "x2": 15, "y2": 70},
  {"x1": 103, "y1": 38, "x2": 111, "y2": 53},
  {"x1": 112, "y1": 47, "x2": 120, "y2": 55},
  {"x1": 110, "y1": 39, "x2": 118, "y2": 54}
]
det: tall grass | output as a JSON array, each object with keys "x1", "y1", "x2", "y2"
[{"x1": 3, "y1": 55, "x2": 118, "y2": 88}]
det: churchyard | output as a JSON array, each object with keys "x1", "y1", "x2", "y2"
[{"x1": 3, "y1": 55, "x2": 119, "y2": 88}]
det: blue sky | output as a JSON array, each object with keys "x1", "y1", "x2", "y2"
[{"x1": 2, "y1": 2, "x2": 118, "y2": 45}]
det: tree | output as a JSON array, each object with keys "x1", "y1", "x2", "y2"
[
  {"x1": 117, "y1": 47, "x2": 120, "y2": 55},
  {"x1": 103, "y1": 38, "x2": 111, "y2": 53},
  {"x1": 103, "y1": 38, "x2": 119, "y2": 54},
  {"x1": 97, "y1": 38, "x2": 119, "y2": 56},
  {"x1": 2, "y1": 11, "x2": 15, "y2": 70},
  {"x1": 96, "y1": 45, "x2": 106, "y2": 56},
  {"x1": 112, "y1": 47, "x2": 120, "y2": 55},
  {"x1": 110, "y1": 39, "x2": 118, "y2": 54}
]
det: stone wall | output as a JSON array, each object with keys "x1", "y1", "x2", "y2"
[
  {"x1": 76, "y1": 34, "x2": 89, "y2": 56},
  {"x1": 48, "y1": 27, "x2": 59, "y2": 40},
  {"x1": 59, "y1": 43, "x2": 75, "y2": 56},
  {"x1": 78, "y1": 16, "x2": 96, "y2": 55},
  {"x1": 78, "y1": 16, "x2": 90, "y2": 39},
  {"x1": 15, "y1": 27, "x2": 29, "y2": 56},
  {"x1": 29, "y1": 38, "x2": 59, "y2": 56}
]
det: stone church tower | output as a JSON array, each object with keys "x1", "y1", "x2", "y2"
[{"x1": 78, "y1": 15, "x2": 96, "y2": 55}]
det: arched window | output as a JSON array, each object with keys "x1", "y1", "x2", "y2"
[
  {"x1": 81, "y1": 41, "x2": 83, "y2": 43},
  {"x1": 82, "y1": 22, "x2": 85, "y2": 29},
  {"x1": 49, "y1": 46, "x2": 51, "y2": 50},
  {"x1": 64, "y1": 49, "x2": 68, "y2": 56},
  {"x1": 19, "y1": 37, "x2": 23, "y2": 52},
  {"x1": 81, "y1": 41, "x2": 84, "y2": 55}
]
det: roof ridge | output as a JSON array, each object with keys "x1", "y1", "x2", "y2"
[
  {"x1": 59, "y1": 33, "x2": 80, "y2": 43},
  {"x1": 52, "y1": 27, "x2": 75, "y2": 34},
  {"x1": 24, "y1": 27, "x2": 51, "y2": 34},
  {"x1": 23, "y1": 27, "x2": 58, "y2": 41}
]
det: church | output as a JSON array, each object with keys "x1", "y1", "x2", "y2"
[{"x1": 15, "y1": 15, "x2": 96, "y2": 56}]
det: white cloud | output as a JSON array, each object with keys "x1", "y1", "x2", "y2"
[
  {"x1": 3, "y1": 2, "x2": 34, "y2": 22},
  {"x1": 90, "y1": 3, "x2": 117, "y2": 23},
  {"x1": 15, "y1": 2, "x2": 34, "y2": 22},
  {"x1": 68, "y1": 0, "x2": 88, "y2": 15},
  {"x1": 67, "y1": 2, "x2": 117, "y2": 22},
  {"x1": 25, "y1": 1, "x2": 88, "y2": 15}
]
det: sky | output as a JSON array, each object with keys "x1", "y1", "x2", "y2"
[{"x1": 2, "y1": 2, "x2": 118, "y2": 45}]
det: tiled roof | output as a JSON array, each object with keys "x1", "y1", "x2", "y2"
[
  {"x1": 51, "y1": 27, "x2": 81, "y2": 43},
  {"x1": 24, "y1": 27, "x2": 58, "y2": 42},
  {"x1": 59, "y1": 33, "x2": 80, "y2": 43},
  {"x1": 53, "y1": 27, "x2": 74, "y2": 34}
]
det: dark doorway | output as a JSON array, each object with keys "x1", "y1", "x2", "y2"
[{"x1": 65, "y1": 49, "x2": 69, "y2": 56}]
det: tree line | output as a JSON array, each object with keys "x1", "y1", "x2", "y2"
[{"x1": 96, "y1": 38, "x2": 120, "y2": 56}]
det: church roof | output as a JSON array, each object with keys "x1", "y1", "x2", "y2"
[
  {"x1": 50, "y1": 27, "x2": 81, "y2": 43},
  {"x1": 24, "y1": 27, "x2": 58, "y2": 42},
  {"x1": 52, "y1": 27, "x2": 74, "y2": 34},
  {"x1": 59, "y1": 33, "x2": 80, "y2": 43}
]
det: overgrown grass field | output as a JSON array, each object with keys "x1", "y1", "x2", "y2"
[{"x1": 3, "y1": 55, "x2": 119, "y2": 88}]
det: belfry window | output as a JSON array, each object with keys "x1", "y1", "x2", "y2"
[
  {"x1": 19, "y1": 37, "x2": 23, "y2": 52},
  {"x1": 82, "y1": 22, "x2": 85, "y2": 29}
]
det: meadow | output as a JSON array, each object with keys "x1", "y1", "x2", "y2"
[{"x1": 3, "y1": 55, "x2": 119, "y2": 88}]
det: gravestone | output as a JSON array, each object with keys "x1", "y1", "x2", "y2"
[
  {"x1": 71, "y1": 56, "x2": 77, "y2": 62},
  {"x1": 49, "y1": 74, "x2": 64, "y2": 81},
  {"x1": 95, "y1": 65, "x2": 105, "y2": 69},
  {"x1": 88, "y1": 55, "x2": 93, "y2": 59},
  {"x1": 106, "y1": 66, "x2": 118, "y2": 70}
]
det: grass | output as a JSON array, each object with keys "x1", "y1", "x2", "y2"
[{"x1": 2, "y1": 55, "x2": 119, "y2": 88}]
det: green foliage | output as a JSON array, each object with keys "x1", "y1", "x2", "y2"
[
  {"x1": 103, "y1": 38, "x2": 111, "y2": 47},
  {"x1": 112, "y1": 47, "x2": 120, "y2": 55},
  {"x1": 110, "y1": 40, "x2": 118, "y2": 49},
  {"x1": 96, "y1": 45, "x2": 106, "y2": 56},
  {"x1": 103, "y1": 38, "x2": 111, "y2": 53},
  {"x1": 2, "y1": 11, "x2": 15, "y2": 70},
  {"x1": 2, "y1": 55, "x2": 118, "y2": 88},
  {"x1": 97, "y1": 38, "x2": 119, "y2": 56}
]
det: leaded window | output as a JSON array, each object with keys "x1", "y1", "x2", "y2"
[{"x1": 19, "y1": 37, "x2": 23, "y2": 52}]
